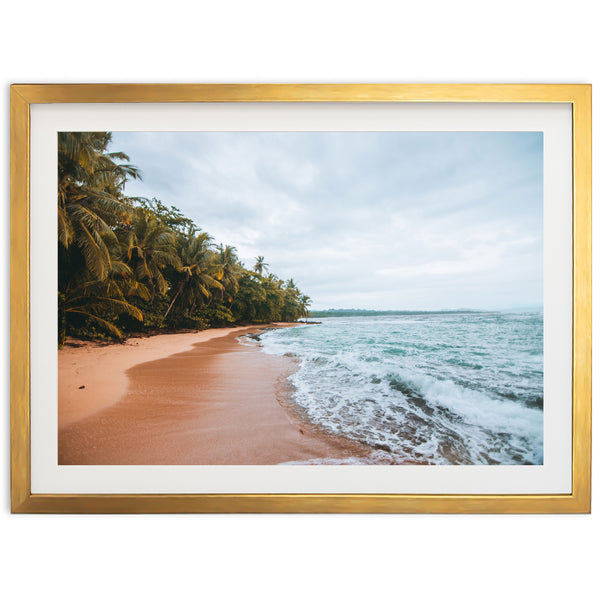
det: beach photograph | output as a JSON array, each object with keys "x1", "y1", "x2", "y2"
[{"x1": 58, "y1": 130, "x2": 543, "y2": 466}]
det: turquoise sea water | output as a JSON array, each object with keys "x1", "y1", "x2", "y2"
[{"x1": 255, "y1": 313, "x2": 543, "y2": 465}]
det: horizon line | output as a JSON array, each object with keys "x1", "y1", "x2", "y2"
[{"x1": 309, "y1": 306, "x2": 543, "y2": 313}]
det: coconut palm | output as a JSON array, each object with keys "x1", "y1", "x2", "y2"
[
  {"x1": 299, "y1": 294, "x2": 312, "y2": 322},
  {"x1": 118, "y1": 208, "x2": 180, "y2": 301},
  {"x1": 262, "y1": 278, "x2": 285, "y2": 321},
  {"x1": 253, "y1": 255, "x2": 269, "y2": 276},
  {"x1": 58, "y1": 279, "x2": 143, "y2": 344},
  {"x1": 163, "y1": 231, "x2": 223, "y2": 319},
  {"x1": 213, "y1": 244, "x2": 241, "y2": 303},
  {"x1": 230, "y1": 271, "x2": 267, "y2": 322},
  {"x1": 58, "y1": 132, "x2": 141, "y2": 281}
]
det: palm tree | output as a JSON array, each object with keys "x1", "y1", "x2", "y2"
[
  {"x1": 263, "y1": 278, "x2": 285, "y2": 321},
  {"x1": 117, "y1": 208, "x2": 180, "y2": 301},
  {"x1": 163, "y1": 231, "x2": 223, "y2": 319},
  {"x1": 253, "y1": 255, "x2": 269, "y2": 276},
  {"x1": 58, "y1": 279, "x2": 143, "y2": 344},
  {"x1": 213, "y1": 244, "x2": 241, "y2": 303},
  {"x1": 230, "y1": 271, "x2": 267, "y2": 322},
  {"x1": 299, "y1": 294, "x2": 311, "y2": 322},
  {"x1": 282, "y1": 281, "x2": 302, "y2": 321},
  {"x1": 58, "y1": 132, "x2": 141, "y2": 281}
]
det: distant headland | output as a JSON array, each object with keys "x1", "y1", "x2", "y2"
[{"x1": 308, "y1": 308, "x2": 489, "y2": 318}]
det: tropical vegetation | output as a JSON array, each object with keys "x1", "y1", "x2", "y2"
[{"x1": 58, "y1": 132, "x2": 311, "y2": 344}]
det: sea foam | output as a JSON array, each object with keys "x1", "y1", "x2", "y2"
[{"x1": 257, "y1": 313, "x2": 543, "y2": 465}]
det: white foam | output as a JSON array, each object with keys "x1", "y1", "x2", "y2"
[{"x1": 259, "y1": 314, "x2": 543, "y2": 465}]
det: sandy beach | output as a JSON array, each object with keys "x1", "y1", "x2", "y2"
[{"x1": 58, "y1": 324, "x2": 367, "y2": 465}]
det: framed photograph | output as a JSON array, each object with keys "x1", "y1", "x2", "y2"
[{"x1": 11, "y1": 84, "x2": 591, "y2": 513}]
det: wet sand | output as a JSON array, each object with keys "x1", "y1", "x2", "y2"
[{"x1": 58, "y1": 324, "x2": 367, "y2": 465}]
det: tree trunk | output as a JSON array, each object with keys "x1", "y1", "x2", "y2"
[{"x1": 163, "y1": 274, "x2": 188, "y2": 319}]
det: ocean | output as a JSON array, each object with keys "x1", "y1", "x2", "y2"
[{"x1": 254, "y1": 312, "x2": 543, "y2": 465}]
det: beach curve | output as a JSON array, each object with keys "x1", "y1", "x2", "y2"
[{"x1": 58, "y1": 324, "x2": 368, "y2": 465}]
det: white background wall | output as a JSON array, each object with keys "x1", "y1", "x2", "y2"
[{"x1": 1, "y1": 1, "x2": 597, "y2": 598}]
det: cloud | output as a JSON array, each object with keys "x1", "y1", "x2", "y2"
[{"x1": 111, "y1": 131, "x2": 543, "y2": 310}]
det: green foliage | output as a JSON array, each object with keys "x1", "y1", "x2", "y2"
[
  {"x1": 136, "y1": 197, "x2": 196, "y2": 234},
  {"x1": 196, "y1": 306, "x2": 236, "y2": 327},
  {"x1": 58, "y1": 132, "x2": 311, "y2": 343}
]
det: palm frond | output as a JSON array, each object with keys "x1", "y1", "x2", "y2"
[
  {"x1": 66, "y1": 310, "x2": 124, "y2": 338},
  {"x1": 76, "y1": 223, "x2": 109, "y2": 280}
]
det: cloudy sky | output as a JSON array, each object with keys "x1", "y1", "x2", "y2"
[{"x1": 111, "y1": 131, "x2": 543, "y2": 311}]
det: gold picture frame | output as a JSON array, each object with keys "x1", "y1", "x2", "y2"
[{"x1": 11, "y1": 84, "x2": 591, "y2": 513}]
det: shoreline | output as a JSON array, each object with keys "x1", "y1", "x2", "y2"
[{"x1": 58, "y1": 323, "x2": 369, "y2": 465}]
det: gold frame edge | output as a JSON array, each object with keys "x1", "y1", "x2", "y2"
[{"x1": 10, "y1": 84, "x2": 592, "y2": 514}]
